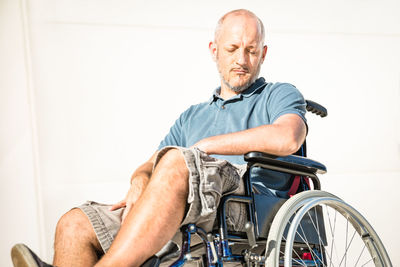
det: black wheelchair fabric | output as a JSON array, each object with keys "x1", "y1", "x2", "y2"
[
  {"x1": 249, "y1": 166, "x2": 327, "y2": 245},
  {"x1": 250, "y1": 166, "x2": 293, "y2": 198}
]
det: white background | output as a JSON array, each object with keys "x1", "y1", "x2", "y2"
[{"x1": 1, "y1": 0, "x2": 399, "y2": 266}]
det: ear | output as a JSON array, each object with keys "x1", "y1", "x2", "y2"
[
  {"x1": 261, "y1": 45, "x2": 268, "y2": 63},
  {"x1": 209, "y1": 41, "x2": 217, "y2": 62}
]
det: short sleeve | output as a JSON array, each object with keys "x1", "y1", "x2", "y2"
[
  {"x1": 158, "y1": 113, "x2": 184, "y2": 150},
  {"x1": 267, "y1": 83, "x2": 307, "y2": 124},
  {"x1": 157, "y1": 104, "x2": 197, "y2": 150}
]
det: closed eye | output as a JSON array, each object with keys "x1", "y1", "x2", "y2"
[{"x1": 226, "y1": 46, "x2": 238, "y2": 53}]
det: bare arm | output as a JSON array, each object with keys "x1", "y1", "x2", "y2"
[
  {"x1": 110, "y1": 152, "x2": 157, "y2": 222},
  {"x1": 192, "y1": 113, "x2": 307, "y2": 156},
  {"x1": 129, "y1": 152, "x2": 157, "y2": 185}
]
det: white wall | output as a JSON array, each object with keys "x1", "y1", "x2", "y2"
[
  {"x1": 1, "y1": 0, "x2": 399, "y2": 266},
  {"x1": 0, "y1": 0, "x2": 43, "y2": 264}
]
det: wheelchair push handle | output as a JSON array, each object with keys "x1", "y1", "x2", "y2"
[{"x1": 306, "y1": 100, "x2": 327, "y2": 118}]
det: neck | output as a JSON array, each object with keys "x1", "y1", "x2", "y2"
[{"x1": 219, "y1": 83, "x2": 240, "y2": 100}]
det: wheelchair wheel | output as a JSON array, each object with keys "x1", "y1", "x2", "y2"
[{"x1": 265, "y1": 190, "x2": 392, "y2": 267}]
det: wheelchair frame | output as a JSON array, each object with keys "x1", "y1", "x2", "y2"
[{"x1": 147, "y1": 100, "x2": 392, "y2": 267}]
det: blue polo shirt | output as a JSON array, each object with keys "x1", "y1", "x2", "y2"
[{"x1": 158, "y1": 77, "x2": 306, "y2": 164}]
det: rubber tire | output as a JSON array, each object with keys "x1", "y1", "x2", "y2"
[{"x1": 264, "y1": 190, "x2": 392, "y2": 267}]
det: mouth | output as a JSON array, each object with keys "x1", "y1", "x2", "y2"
[{"x1": 231, "y1": 68, "x2": 249, "y2": 75}]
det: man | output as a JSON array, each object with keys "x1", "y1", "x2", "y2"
[{"x1": 12, "y1": 9, "x2": 307, "y2": 267}]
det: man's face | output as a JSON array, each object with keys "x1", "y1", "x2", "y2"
[{"x1": 211, "y1": 15, "x2": 267, "y2": 93}]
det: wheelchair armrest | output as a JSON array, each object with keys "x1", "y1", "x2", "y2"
[{"x1": 244, "y1": 152, "x2": 327, "y2": 174}]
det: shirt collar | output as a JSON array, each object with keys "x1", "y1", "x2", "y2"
[{"x1": 209, "y1": 77, "x2": 267, "y2": 104}]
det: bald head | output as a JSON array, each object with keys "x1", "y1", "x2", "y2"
[
  {"x1": 209, "y1": 9, "x2": 267, "y2": 97},
  {"x1": 214, "y1": 9, "x2": 265, "y2": 45}
]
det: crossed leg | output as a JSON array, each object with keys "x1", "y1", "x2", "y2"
[
  {"x1": 53, "y1": 209, "x2": 103, "y2": 266},
  {"x1": 97, "y1": 149, "x2": 189, "y2": 266},
  {"x1": 53, "y1": 149, "x2": 189, "y2": 267}
]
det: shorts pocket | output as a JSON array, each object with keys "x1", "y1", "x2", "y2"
[
  {"x1": 220, "y1": 162, "x2": 241, "y2": 195},
  {"x1": 199, "y1": 162, "x2": 223, "y2": 217}
]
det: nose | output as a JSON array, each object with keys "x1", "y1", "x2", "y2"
[{"x1": 236, "y1": 48, "x2": 247, "y2": 66}]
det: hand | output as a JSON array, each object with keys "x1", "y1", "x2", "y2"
[
  {"x1": 109, "y1": 176, "x2": 149, "y2": 224},
  {"x1": 190, "y1": 138, "x2": 211, "y2": 154}
]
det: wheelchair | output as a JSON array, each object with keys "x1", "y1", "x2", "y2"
[{"x1": 145, "y1": 100, "x2": 392, "y2": 267}]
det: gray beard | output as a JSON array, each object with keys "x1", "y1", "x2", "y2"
[
  {"x1": 221, "y1": 75, "x2": 255, "y2": 93},
  {"x1": 218, "y1": 64, "x2": 262, "y2": 93}
]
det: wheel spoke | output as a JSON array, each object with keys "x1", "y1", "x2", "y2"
[
  {"x1": 284, "y1": 218, "x2": 319, "y2": 266},
  {"x1": 265, "y1": 191, "x2": 390, "y2": 267},
  {"x1": 354, "y1": 244, "x2": 366, "y2": 267},
  {"x1": 306, "y1": 206, "x2": 330, "y2": 266},
  {"x1": 326, "y1": 207, "x2": 339, "y2": 266},
  {"x1": 338, "y1": 230, "x2": 357, "y2": 267},
  {"x1": 292, "y1": 257, "x2": 308, "y2": 266},
  {"x1": 314, "y1": 206, "x2": 326, "y2": 265},
  {"x1": 360, "y1": 257, "x2": 374, "y2": 266},
  {"x1": 296, "y1": 221, "x2": 323, "y2": 266},
  {"x1": 281, "y1": 238, "x2": 309, "y2": 266},
  {"x1": 304, "y1": 209, "x2": 328, "y2": 266}
]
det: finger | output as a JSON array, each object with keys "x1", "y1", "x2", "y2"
[
  {"x1": 121, "y1": 204, "x2": 131, "y2": 224},
  {"x1": 109, "y1": 200, "x2": 126, "y2": 211}
]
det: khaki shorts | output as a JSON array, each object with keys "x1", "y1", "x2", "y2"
[{"x1": 78, "y1": 146, "x2": 248, "y2": 253}]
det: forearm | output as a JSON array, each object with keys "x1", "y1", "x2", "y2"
[
  {"x1": 193, "y1": 114, "x2": 306, "y2": 156},
  {"x1": 130, "y1": 163, "x2": 152, "y2": 185},
  {"x1": 130, "y1": 152, "x2": 157, "y2": 187},
  {"x1": 110, "y1": 152, "x2": 157, "y2": 212}
]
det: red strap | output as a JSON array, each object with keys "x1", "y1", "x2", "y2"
[
  {"x1": 304, "y1": 176, "x2": 311, "y2": 189},
  {"x1": 288, "y1": 176, "x2": 301, "y2": 197},
  {"x1": 302, "y1": 252, "x2": 312, "y2": 260}
]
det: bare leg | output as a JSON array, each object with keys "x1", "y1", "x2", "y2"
[
  {"x1": 96, "y1": 149, "x2": 189, "y2": 267},
  {"x1": 53, "y1": 208, "x2": 103, "y2": 267}
]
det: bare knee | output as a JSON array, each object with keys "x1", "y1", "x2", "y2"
[
  {"x1": 55, "y1": 208, "x2": 101, "y2": 251},
  {"x1": 157, "y1": 149, "x2": 188, "y2": 175},
  {"x1": 152, "y1": 149, "x2": 189, "y2": 195},
  {"x1": 56, "y1": 209, "x2": 90, "y2": 236}
]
